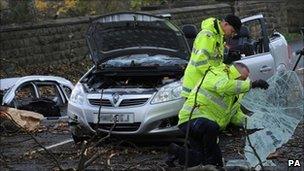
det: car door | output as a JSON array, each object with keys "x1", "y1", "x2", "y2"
[
  {"x1": 12, "y1": 82, "x2": 38, "y2": 107},
  {"x1": 34, "y1": 81, "x2": 68, "y2": 117},
  {"x1": 237, "y1": 15, "x2": 275, "y2": 81}
]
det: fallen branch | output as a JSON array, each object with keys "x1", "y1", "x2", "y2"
[
  {"x1": 184, "y1": 67, "x2": 211, "y2": 169},
  {"x1": 237, "y1": 149, "x2": 245, "y2": 159},
  {"x1": 78, "y1": 116, "x2": 118, "y2": 170},
  {"x1": 107, "y1": 152, "x2": 119, "y2": 168},
  {"x1": 244, "y1": 118, "x2": 265, "y2": 170},
  {"x1": 77, "y1": 140, "x2": 88, "y2": 171},
  {"x1": 2, "y1": 111, "x2": 64, "y2": 171}
]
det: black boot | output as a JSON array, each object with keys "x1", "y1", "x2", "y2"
[{"x1": 165, "y1": 143, "x2": 181, "y2": 167}]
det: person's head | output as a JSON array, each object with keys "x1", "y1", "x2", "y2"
[
  {"x1": 234, "y1": 63, "x2": 250, "y2": 80},
  {"x1": 221, "y1": 14, "x2": 242, "y2": 38}
]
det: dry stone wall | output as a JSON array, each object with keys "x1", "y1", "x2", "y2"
[
  {"x1": 286, "y1": 0, "x2": 304, "y2": 33},
  {"x1": 234, "y1": 0, "x2": 288, "y2": 34},
  {"x1": 0, "y1": 3, "x2": 232, "y2": 69},
  {"x1": 0, "y1": 1, "x2": 302, "y2": 70},
  {"x1": 148, "y1": 3, "x2": 232, "y2": 29},
  {"x1": 0, "y1": 17, "x2": 90, "y2": 71}
]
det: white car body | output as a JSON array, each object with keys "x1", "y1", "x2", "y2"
[{"x1": 1, "y1": 75, "x2": 74, "y2": 118}]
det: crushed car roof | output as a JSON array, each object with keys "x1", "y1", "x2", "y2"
[{"x1": 0, "y1": 75, "x2": 74, "y2": 90}]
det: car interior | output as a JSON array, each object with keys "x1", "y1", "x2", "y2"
[
  {"x1": 12, "y1": 82, "x2": 65, "y2": 117},
  {"x1": 182, "y1": 18, "x2": 270, "y2": 58}
]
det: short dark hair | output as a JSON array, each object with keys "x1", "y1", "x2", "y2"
[{"x1": 225, "y1": 14, "x2": 242, "y2": 33}]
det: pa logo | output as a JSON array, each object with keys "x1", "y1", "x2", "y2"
[{"x1": 288, "y1": 159, "x2": 301, "y2": 167}]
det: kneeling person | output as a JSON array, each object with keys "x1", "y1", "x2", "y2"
[{"x1": 166, "y1": 63, "x2": 269, "y2": 167}]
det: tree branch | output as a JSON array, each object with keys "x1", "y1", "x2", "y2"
[
  {"x1": 2, "y1": 111, "x2": 64, "y2": 171},
  {"x1": 78, "y1": 116, "x2": 118, "y2": 169},
  {"x1": 244, "y1": 118, "x2": 264, "y2": 170}
]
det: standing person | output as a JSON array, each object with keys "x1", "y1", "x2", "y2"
[
  {"x1": 181, "y1": 14, "x2": 242, "y2": 98},
  {"x1": 166, "y1": 63, "x2": 269, "y2": 167}
]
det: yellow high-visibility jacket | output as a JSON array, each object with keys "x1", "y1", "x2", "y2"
[
  {"x1": 181, "y1": 17, "x2": 225, "y2": 98},
  {"x1": 178, "y1": 64, "x2": 251, "y2": 130}
]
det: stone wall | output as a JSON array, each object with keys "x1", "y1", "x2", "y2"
[
  {"x1": 0, "y1": 17, "x2": 90, "y2": 71},
  {"x1": 286, "y1": 0, "x2": 304, "y2": 33},
  {"x1": 234, "y1": 0, "x2": 304, "y2": 34},
  {"x1": 234, "y1": 0, "x2": 288, "y2": 34},
  {"x1": 0, "y1": 1, "x2": 302, "y2": 70},
  {"x1": 0, "y1": 3, "x2": 232, "y2": 69},
  {"x1": 149, "y1": 3, "x2": 232, "y2": 29}
]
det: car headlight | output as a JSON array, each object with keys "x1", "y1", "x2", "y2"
[
  {"x1": 151, "y1": 81, "x2": 182, "y2": 104},
  {"x1": 70, "y1": 83, "x2": 86, "y2": 105}
]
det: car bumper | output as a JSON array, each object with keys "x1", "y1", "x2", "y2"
[{"x1": 67, "y1": 98, "x2": 185, "y2": 136}]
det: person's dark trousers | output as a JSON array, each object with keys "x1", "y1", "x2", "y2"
[{"x1": 178, "y1": 117, "x2": 223, "y2": 167}]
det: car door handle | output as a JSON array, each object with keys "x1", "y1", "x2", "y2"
[{"x1": 260, "y1": 66, "x2": 272, "y2": 72}]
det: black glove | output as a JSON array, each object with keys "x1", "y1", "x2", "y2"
[
  {"x1": 251, "y1": 79, "x2": 269, "y2": 90},
  {"x1": 223, "y1": 51, "x2": 241, "y2": 65}
]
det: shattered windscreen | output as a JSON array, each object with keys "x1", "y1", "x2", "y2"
[
  {"x1": 241, "y1": 71, "x2": 304, "y2": 167},
  {"x1": 103, "y1": 54, "x2": 188, "y2": 67}
]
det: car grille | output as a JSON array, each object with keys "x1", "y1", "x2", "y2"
[
  {"x1": 88, "y1": 99, "x2": 112, "y2": 107},
  {"x1": 119, "y1": 98, "x2": 148, "y2": 107},
  {"x1": 88, "y1": 98, "x2": 149, "y2": 107},
  {"x1": 90, "y1": 123, "x2": 141, "y2": 132}
]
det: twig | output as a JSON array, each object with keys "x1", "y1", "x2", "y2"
[
  {"x1": 2, "y1": 111, "x2": 64, "y2": 171},
  {"x1": 156, "y1": 164, "x2": 166, "y2": 171},
  {"x1": 83, "y1": 149, "x2": 102, "y2": 168},
  {"x1": 77, "y1": 140, "x2": 88, "y2": 171},
  {"x1": 0, "y1": 153, "x2": 9, "y2": 168},
  {"x1": 82, "y1": 116, "x2": 118, "y2": 169},
  {"x1": 108, "y1": 163, "x2": 128, "y2": 170},
  {"x1": 184, "y1": 67, "x2": 211, "y2": 169},
  {"x1": 126, "y1": 157, "x2": 163, "y2": 170},
  {"x1": 94, "y1": 116, "x2": 118, "y2": 148},
  {"x1": 244, "y1": 118, "x2": 265, "y2": 170},
  {"x1": 0, "y1": 120, "x2": 22, "y2": 135},
  {"x1": 237, "y1": 149, "x2": 245, "y2": 159},
  {"x1": 107, "y1": 152, "x2": 119, "y2": 168}
]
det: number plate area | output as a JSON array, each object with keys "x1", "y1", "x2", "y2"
[{"x1": 97, "y1": 113, "x2": 134, "y2": 123}]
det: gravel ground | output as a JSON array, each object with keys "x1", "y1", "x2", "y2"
[{"x1": 0, "y1": 117, "x2": 303, "y2": 171}]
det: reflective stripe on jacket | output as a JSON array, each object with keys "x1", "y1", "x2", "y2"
[
  {"x1": 181, "y1": 18, "x2": 225, "y2": 98},
  {"x1": 178, "y1": 64, "x2": 251, "y2": 130}
]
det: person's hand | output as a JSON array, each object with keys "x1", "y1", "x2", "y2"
[
  {"x1": 251, "y1": 79, "x2": 269, "y2": 89},
  {"x1": 223, "y1": 51, "x2": 241, "y2": 64}
]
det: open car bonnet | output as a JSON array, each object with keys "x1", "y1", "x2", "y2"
[{"x1": 86, "y1": 12, "x2": 190, "y2": 65}]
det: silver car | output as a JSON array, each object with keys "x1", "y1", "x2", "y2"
[
  {"x1": 1, "y1": 75, "x2": 74, "y2": 118},
  {"x1": 68, "y1": 13, "x2": 289, "y2": 141}
]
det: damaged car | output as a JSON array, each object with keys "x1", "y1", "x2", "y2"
[
  {"x1": 1, "y1": 76, "x2": 74, "y2": 118},
  {"x1": 68, "y1": 13, "x2": 290, "y2": 141}
]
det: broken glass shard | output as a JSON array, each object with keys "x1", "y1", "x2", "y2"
[{"x1": 241, "y1": 71, "x2": 304, "y2": 167}]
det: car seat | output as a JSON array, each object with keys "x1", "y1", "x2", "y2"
[
  {"x1": 227, "y1": 26, "x2": 255, "y2": 56},
  {"x1": 181, "y1": 24, "x2": 198, "y2": 49}
]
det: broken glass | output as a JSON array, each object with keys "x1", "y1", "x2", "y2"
[
  {"x1": 241, "y1": 71, "x2": 304, "y2": 167},
  {"x1": 104, "y1": 54, "x2": 188, "y2": 67}
]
